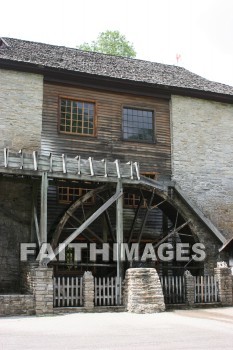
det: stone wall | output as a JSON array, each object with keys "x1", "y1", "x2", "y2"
[
  {"x1": 0, "y1": 69, "x2": 43, "y2": 151},
  {"x1": 171, "y1": 95, "x2": 233, "y2": 240},
  {"x1": 0, "y1": 294, "x2": 34, "y2": 316},
  {"x1": 0, "y1": 178, "x2": 32, "y2": 293}
]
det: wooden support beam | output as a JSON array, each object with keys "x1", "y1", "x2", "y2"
[
  {"x1": 114, "y1": 160, "x2": 121, "y2": 179},
  {"x1": 101, "y1": 159, "x2": 108, "y2": 177},
  {"x1": 97, "y1": 193, "x2": 116, "y2": 242},
  {"x1": 33, "y1": 151, "x2": 38, "y2": 171},
  {"x1": 4, "y1": 148, "x2": 9, "y2": 168},
  {"x1": 75, "y1": 155, "x2": 81, "y2": 175},
  {"x1": 51, "y1": 185, "x2": 108, "y2": 249},
  {"x1": 89, "y1": 157, "x2": 94, "y2": 176},
  {"x1": 127, "y1": 195, "x2": 143, "y2": 244},
  {"x1": 62, "y1": 154, "x2": 67, "y2": 174},
  {"x1": 19, "y1": 149, "x2": 23, "y2": 170},
  {"x1": 49, "y1": 153, "x2": 53, "y2": 172},
  {"x1": 40, "y1": 172, "x2": 48, "y2": 244},
  {"x1": 44, "y1": 185, "x2": 122, "y2": 265},
  {"x1": 116, "y1": 180, "x2": 123, "y2": 305},
  {"x1": 134, "y1": 162, "x2": 140, "y2": 180},
  {"x1": 31, "y1": 182, "x2": 41, "y2": 246},
  {"x1": 153, "y1": 220, "x2": 191, "y2": 249},
  {"x1": 69, "y1": 213, "x2": 104, "y2": 244},
  {"x1": 138, "y1": 190, "x2": 155, "y2": 244}
]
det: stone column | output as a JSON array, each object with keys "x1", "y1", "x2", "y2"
[
  {"x1": 214, "y1": 262, "x2": 233, "y2": 306},
  {"x1": 83, "y1": 271, "x2": 94, "y2": 309},
  {"x1": 34, "y1": 267, "x2": 54, "y2": 315},
  {"x1": 123, "y1": 268, "x2": 165, "y2": 313},
  {"x1": 184, "y1": 270, "x2": 195, "y2": 305}
]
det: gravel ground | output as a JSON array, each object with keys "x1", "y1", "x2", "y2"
[{"x1": 0, "y1": 307, "x2": 232, "y2": 350}]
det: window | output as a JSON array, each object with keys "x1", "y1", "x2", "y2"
[
  {"x1": 60, "y1": 98, "x2": 95, "y2": 136},
  {"x1": 58, "y1": 186, "x2": 94, "y2": 205},
  {"x1": 123, "y1": 107, "x2": 154, "y2": 142},
  {"x1": 124, "y1": 173, "x2": 157, "y2": 208},
  {"x1": 124, "y1": 193, "x2": 146, "y2": 208}
]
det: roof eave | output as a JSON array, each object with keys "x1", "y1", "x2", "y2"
[{"x1": 1, "y1": 58, "x2": 233, "y2": 104}]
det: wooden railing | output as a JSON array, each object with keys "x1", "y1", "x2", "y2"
[
  {"x1": 159, "y1": 275, "x2": 186, "y2": 304},
  {"x1": 0, "y1": 148, "x2": 140, "y2": 180},
  {"x1": 94, "y1": 277, "x2": 122, "y2": 306},
  {"x1": 194, "y1": 276, "x2": 219, "y2": 303},
  {"x1": 53, "y1": 276, "x2": 83, "y2": 307}
]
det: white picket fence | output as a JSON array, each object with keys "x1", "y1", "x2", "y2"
[
  {"x1": 159, "y1": 275, "x2": 185, "y2": 304},
  {"x1": 194, "y1": 276, "x2": 219, "y2": 303},
  {"x1": 53, "y1": 276, "x2": 83, "y2": 307},
  {"x1": 94, "y1": 277, "x2": 122, "y2": 306}
]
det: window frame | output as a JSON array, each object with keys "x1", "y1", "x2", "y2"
[
  {"x1": 57, "y1": 185, "x2": 95, "y2": 205},
  {"x1": 122, "y1": 105, "x2": 156, "y2": 144},
  {"x1": 58, "y1": 96, "x2": 97, "y2": 137}
]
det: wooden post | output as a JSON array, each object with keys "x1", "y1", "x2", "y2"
[
  {"x1": 116, "y1": 180, "x2": 123, "y2": 305},
  {"x1": 40, "y1": 172, "x2": 48, "y2": 244}
]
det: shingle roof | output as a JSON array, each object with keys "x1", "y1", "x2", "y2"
[{"x1": 1, "y1": 37, "x2": 233, "y2": 97}]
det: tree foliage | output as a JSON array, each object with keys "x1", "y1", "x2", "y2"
[{"x1": 78, "y1": 30, "x2": 136, "y2": 58}]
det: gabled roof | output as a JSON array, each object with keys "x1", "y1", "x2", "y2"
[{"x1": 1, "y1": 37, "x2": 233, "y2": 100}]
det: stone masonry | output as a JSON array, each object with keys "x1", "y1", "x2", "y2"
[
  {"x1": 83, "y1": 271, "x2": 94, "y2": 309},
  {"x1": 214, "y1": 262, "x2": 233, "y2": 306},
  {"x1": 0, "y1": 69, "x2": 43, "y2": 151},
  {"x1": 171, "y1": 95, "x2": 233, "y2": 240},
  {"x1": 123, "y1": 268, "x2": 165, "y2": 313}
]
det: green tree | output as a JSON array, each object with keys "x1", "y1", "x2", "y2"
[{"x1": 78, "y1": 30, "x2": 136, "y2": 58}]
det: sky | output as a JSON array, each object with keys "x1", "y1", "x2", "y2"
[{"x1": 1, "y1": 0, "x2": 233, "y2": 86}]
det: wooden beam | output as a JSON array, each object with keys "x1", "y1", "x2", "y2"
[
  {"x1": 44, "y1": 185, "x2": 123, "y2": 265},
  {"x1": 116, "y1": 180, "x2": 123, "y2": 305},
  {"x1": 40, "y1": 172, "x2": 48, "y2": 244},
  {"x1": 153, "y1": 220, "x2": 191, "y2": 249},
  {"x1": 138, "y1": 190, "x2": 155, "y2": 244},
  {"x1": 51, "y1": 184, "x2": 109, "y2": 249},
  {"x1": 127, "y1": 195, "x2": 143, "y2": 244},
  {"x1": 31, "y1": 182, "x2": 41, "y2": 246},
  {"x1": 173, "y1": 184, "x2": 227, "y2": 244}
]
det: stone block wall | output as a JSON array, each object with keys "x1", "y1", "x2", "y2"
[
  {"x1": 123, "y1": 268, "x2": 165, "y2": 313},
  {"x1": 0, "y1": 69, "x2": 43, "y2": 151},
  {"x1": 83, "y1": 271, "x2": 94, "y2": 309},
  {"x1": 171, "y1": 95, "x2": 233, "y2": 240},
  {"x1": 0, "y1": 294, "x2": 34, "y2": 316},
  {"x1": 214, "y1": 262, "x2": 233, "y2": 305}
]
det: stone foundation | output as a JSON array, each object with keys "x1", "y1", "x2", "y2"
[
  {"x1": 123, "y1": 268, "x2": 165, "y2": 313},
  {"x1": 0, "y1": 294, "x2": 34, "y2": 316}
]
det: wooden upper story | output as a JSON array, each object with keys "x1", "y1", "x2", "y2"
[{"x1": 42, "y1": 81, "x2": 171, "y2": 180}]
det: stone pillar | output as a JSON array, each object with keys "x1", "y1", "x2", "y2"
[
  {"x1": 123, "y1": 268, "x2": 165, "y2": 313},
  {"x1": 83, "y1": 271, "x2": 94, "y2": 309},
  {"x1": 214, "y1": 262, "x2": 233, "y2": 306},
  {"x1": 34, "y1": 267, "x2": 54, "y2": 315},
  {"x1": 184, "y1": 270, "x2": 195, "y2": 305}
]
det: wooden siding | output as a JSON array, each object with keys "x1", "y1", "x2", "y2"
[{"x1": 42, "y1": 83, "x2": 171, "y2": 180}]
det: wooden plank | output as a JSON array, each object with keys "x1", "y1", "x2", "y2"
[
  {"x1": 58, "y1": 277, "x2": 61, "y2": 307},
  {"x1": 62, "y1": 277, "x2": 65, "y2": 307},
  {"x1": 40, "y1": 172, "x2": 48, "y2": 245},
  {"x1": 67, "y1": 277, "x2": 70, "y2": 306},
  {"x1": 116, "y1": 181, "x2": 123, "y2": 305},
  {"x1": 103, "y1": 278, "x2": 106, "y2": 306}
]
